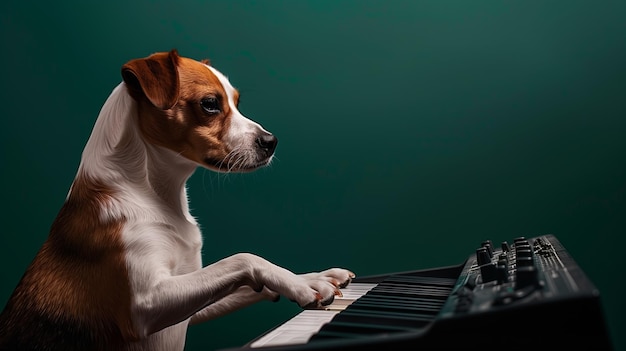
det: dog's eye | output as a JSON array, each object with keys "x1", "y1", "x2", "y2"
[{"x1": 200, "y1": 97, "x2": 221, "y2": 115}]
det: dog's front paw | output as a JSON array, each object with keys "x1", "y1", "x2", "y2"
[
  {"x1": 293, "y1": 268, "x2": 356, "y2": 308},
  {"x1": 301, "y1": 268, "x2": 356, "y2": 290}
]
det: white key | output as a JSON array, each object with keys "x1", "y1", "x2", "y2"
[{"x1": 250, "y1": 283, "x2": 377, "y2": 348}]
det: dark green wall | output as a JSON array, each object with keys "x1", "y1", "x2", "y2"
[{"x1": 1, "y1": 1, "x2": 624, "y2": 350}]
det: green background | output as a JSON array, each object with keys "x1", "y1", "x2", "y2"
[{"x1": 1, "y1": 1, "x2": 624, "y2": 350}]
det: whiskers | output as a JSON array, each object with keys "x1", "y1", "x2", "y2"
[
  {"x1": 218, "y1": 146, "x2": 250, "y2": 173},
  {"x1": 199, "y1": 146, "x2": 278, "y2": 199}
]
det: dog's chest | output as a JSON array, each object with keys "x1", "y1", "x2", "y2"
[
  {"x1": 168, "y1": 219, "x2": 203, "y2": 274},
  {"x1": 123, "y1": 216, "x2": 204, "y2": 276}
]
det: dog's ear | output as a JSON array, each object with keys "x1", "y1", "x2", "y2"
[{"x1": 121, "y1": 49, "x2": 180, "y2": 110}]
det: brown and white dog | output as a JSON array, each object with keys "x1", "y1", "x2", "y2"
[{"x1": 0, "y1": 50, "x2": 354, "y2": 351}]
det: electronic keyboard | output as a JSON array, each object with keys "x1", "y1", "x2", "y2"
[{"x1": 220, "y1": 235, "x2": 612, "y2": 350}]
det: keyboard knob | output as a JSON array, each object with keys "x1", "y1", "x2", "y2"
[
  {"x1": 516, "y1": 248, "x2": 533, "y2": 258},
  {"x1": 516, "y1": 256, "x2": 534, "y2": 267},
  {"x1": 481, "y1": 240, "x2": 494, "y2": 258},
  {"x1": 516, "y1": 266, "x2": 538, "y2": 289},
  {"x1": 481, "y1": 263, "x2": 497, "y2": 283},
  {"x1": 476, "y1": 247, "x2": 497, "y2": 283},
  {"x1": 501, "y1": 241, "x2": 511, "y2": 252},
  {"x1": 498, "y1": 253, "x2": 508, "y2": 263},
  {"x1": 476, "y1": 247, "x2": 491, "y2": 266},
  {"x1": 496, "y1": 260, "x2": 508, "y2": 284},
  {"x1": 514, "y1": 237, "x2": 527, "y2": 244}
]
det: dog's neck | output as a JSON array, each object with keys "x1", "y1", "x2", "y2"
[{"x1": 73, "y1": 83, "x2": 196, "y2": 219}]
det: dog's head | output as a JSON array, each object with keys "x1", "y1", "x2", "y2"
[{"x1": 120, "y1": 49, "x2": 277, "y2": 173}]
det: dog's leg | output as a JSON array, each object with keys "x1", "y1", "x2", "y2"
[
  {"x1": 189, "y1": 286, "x2": 279, "y2": 324},
  {"x1": 132, "y1": 253, "x2": 354, "y2": 337},
  {"x1": 188, "y1": 268, "x2": 354, "y2": 324}
]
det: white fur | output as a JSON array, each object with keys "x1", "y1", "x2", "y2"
[
  {"x1": 206, "y1": 65, "x2": 274, "y2": 172},
  {"x1": 70, "y1": 64, "x2": 354, "y2": 350},
  {"x1": 206, "y1": 65, "x2": 270, "y2": 145}
]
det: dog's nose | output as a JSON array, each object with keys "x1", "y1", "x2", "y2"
[{"x1": 256, "y1": 134, "x2": 278, "y2": 155}]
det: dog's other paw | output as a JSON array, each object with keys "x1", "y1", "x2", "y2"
[
  {"x1": 301, "y1": 268, "x2": 356, "y2": 289},
  {"x1": 288, "y1": 268, "x2": 355, "y2": 308},
  {"x1": 289, "y1": 277, "x2": 339, "y2": 309}
]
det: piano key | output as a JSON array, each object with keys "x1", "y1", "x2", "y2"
[
  {"x1": 250, "y1": 310, "x2": 340, "y2": 348},
  {"x1": 249, "y1": 283, "x2": 377, "y2": 348},
  {"x1": 308, "y1": 274, "x2": 455, "y2": 342},
  {"x1": 311, "y1": 320, "x2": 415, "y2": 341},
  {"x1": 331, "y1": 309, "x2": 433, "y2": 328},
  {"x1": 348, "y1": 299, "x2": 444, "y2": 314}
]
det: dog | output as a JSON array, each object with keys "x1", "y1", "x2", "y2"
[{"x1": 0, "y1": 50, "x2": 355, "y2": 351}]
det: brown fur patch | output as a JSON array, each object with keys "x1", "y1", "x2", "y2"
[
  {"x1": 129, "y1": 54, "x2": 236, "y2": 170},
  {"x1": 0, "y1": 175, "x2": 136, "y2": 350},
  {"x1": 122, "y1": 50, "x2": 180, "y2": 110}
]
